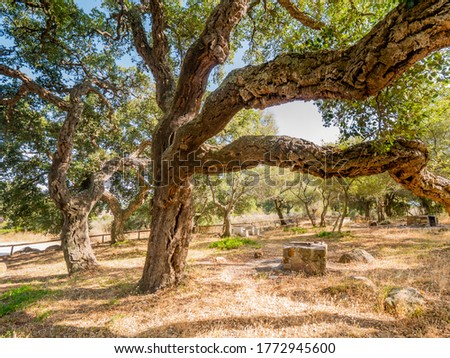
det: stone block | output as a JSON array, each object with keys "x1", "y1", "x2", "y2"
[{"x1": 282, "y1": 241, "x2": 327, "y2": 275}]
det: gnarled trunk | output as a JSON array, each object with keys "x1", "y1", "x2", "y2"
[
  {"x1": 222, "y1": 211, "x2": 232, "y2": 237},
  {"x1": 61, "y1": 209, "x2": 98, "y2": 274},
  {"x1": 139, "y1": 181, "x2": 193, "y2": 293}
]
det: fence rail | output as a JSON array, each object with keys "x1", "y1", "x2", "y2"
[{"x1": 0, "y1": 217, "x2": 301, "y2": 257}]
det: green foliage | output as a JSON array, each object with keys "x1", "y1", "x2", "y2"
[
  {"x1": 283, "y1": 227, "x2": 308, "y2": 234},
  {"x1": 317, "y1": 230, "x2": 352, "y2": 239},
  {"x1": 318, "y1": 50, "x2": 450, "y2": 143},
  {"x1": 0, "y1": 285, "x2": 54, "y2": 317},
  {"x1": 208, "y1": 237, "x2": 261, "y2": 250}
]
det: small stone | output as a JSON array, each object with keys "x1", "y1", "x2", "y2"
[
  {"x1": 213, "y1": 256, "x2": 227, "y2": 264},
  {"x1": 384, "y1": 287, "x2": 425, "y2": 316},
  {"x1": 254, "y1": 250, "x2": 263, "y2": 258},
  {"x1": 338, "y1": 249, "x2": 374, "y2": 263},
  {"x1": 0, "y1": 262, "x2": 6, "y2": 276},
  {"x1": 369, "y1": 221, "x2": 378, "y2": 227}
]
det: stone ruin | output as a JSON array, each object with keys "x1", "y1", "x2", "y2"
[
  {"x1": 406, "y1": 215, "x2": 438, "y2": 227},
  {"x1": 282, "y1": 241, "x2": 327, "y2": 275}
]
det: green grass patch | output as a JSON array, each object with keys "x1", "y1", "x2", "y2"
[
  {"x1": 289, "y1": 227, "x2": 308, "y2": 234},
  {"x1": 317, "y1": 230, "x2": 352, "y2": 238},
  {"x1": 0, "y1": 285, "x2": 54, "y2": 317},
  {"x1": 208, "y1": 237, "x2": 261, "y2": 250}
]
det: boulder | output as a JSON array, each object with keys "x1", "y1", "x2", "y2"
[
  {"x1": 338, "y1": 249, "x2": 374, "y2": 263},
  {"x1": 0, "y1": 262, "x2": 6, "y2": 276},
  {"x1": 20, "y1": 246, "x2": 41, "y2": 254},
  {"x1": 45, "y1": 245, "x2": 62, "y2": 252},
  {"x1": 345, "y1": 276, "x2": 378, "y2": 292},
  {"x1": 384, "y1": 287, "x2": 425, "y2": 316}
]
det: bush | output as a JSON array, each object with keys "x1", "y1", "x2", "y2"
[
  {"x1": 208, "y1": 237, "x2": 261, "y2": 250},
  {"x1": 283, "y1": 227, "x2": 308, "y2": 234}
]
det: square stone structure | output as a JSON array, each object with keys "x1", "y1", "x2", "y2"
[
  {"x1": 406, "y1": 215, "x2": 438, "y2": 227},
  {"x1": 283, "y1": 241, "x2": 327, "y2": 275}
]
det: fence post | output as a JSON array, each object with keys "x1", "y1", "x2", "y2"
[
  {"x1": 138, "y1": 231, "x2": 141, "y2": 240},
  {"x1": 102, "y1": 235, "x2": 105, "y2": 244},
  {"x1": 10, "y1": 245, "x2": 14, "y2": 256}
]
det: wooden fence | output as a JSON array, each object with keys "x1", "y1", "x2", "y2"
[{"x1": 0, "y1": 216, "x2": 302, "y2": 257}]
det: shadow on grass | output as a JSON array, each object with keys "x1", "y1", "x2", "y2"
[{"x1": 136, "y1": 312, "x2": 395, "y2": 338}]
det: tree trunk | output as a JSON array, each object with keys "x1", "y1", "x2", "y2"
[
  {"x1": 319, "y1": 204, "x2": 329, "y2": 227},
  {"x1": 138, "y1": 181, "x2": 193, "y2": 293},
  {"x1": 384, "y1": 193, "x2": 395, "y2": 218},
  {"x1": 304, "y1": 204, "x2": 317, "y2": 227},
  {"x1": 363, "y1": 200, "x2": 371, "y2": 220},
  {"x1": 274, "y1": 198, "x2": 287, "y2": 226},
  {"x1": 110, "y1": 213, "x2": 126, "y2": 244},
  {"x1": 61, "y1": 209, "x2": 98, "y2": 274},
  {"x1": 222, "y1": 211, "x2": 232, "y2": 237},
  {"x1": 376, "y1": 197, "x2": 385, "y2": 222}
]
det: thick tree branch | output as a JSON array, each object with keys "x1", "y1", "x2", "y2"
[
  {"x1": 173, "y1": 0, "x2": 450, "y2": 152},
  {"x1": 0, "y1": 64, "x2": 70, "y2": 110},
  {"x1": 278, "y1": 0, "x2": 325, "y2": 30},
  {"x1": 169, "y1": 0, "x2": 249, "y2": 118},
  {"x1": 128, "y1": 2, "x2": 175, "y2": 112},
  {"x1": 198, "y1": 135, "x2": 450, "y2": 213}
]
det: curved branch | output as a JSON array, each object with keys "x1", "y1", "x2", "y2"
[
  {"x1": 169, "y1": 0, "x2": 249, "y2": 118},
  {"x1": 0, "y1": 64, "x2": 70, "y2": 110},
  {"x1": 198, "y1": 136, "x2": 450, "y2": 213},
  {"x1": 173, "y1": 0, "x2": 450, "y2": 152},
  {"x1": 128, "y1": 3, "x2": 175, "y2": 112},
  {"x1": 278, "y1": 0, "x2": 325, "y2": 30}
]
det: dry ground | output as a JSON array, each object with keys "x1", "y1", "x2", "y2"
[{"x1": 0, "y1": 225, "x2": 449, "y2": 338}]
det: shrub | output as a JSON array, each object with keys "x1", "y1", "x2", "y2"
[{"x1": 208, "y1": 237, "x2": 261, "y2": 250}]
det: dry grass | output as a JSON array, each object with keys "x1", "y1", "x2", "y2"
[{"x1": 0, "y1": 225, "x2": 449, "y2": 338}]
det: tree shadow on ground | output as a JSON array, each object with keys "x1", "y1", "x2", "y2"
[{"x1": 136, "y1": 312, "x2": 397, "y2": 338}]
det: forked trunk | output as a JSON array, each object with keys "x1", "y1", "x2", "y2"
[
  {"x1": 304, "y1": 204, "x2": 317, "y2": 227},
  {"x1": 139, "y1": 181, "x2": 193, "y2": 293},
  {"x1": 61, "y1": 209, "x2": 98, "y2": 274},
  {"x1": 274, "y1": 198, "x2": 287, "y2": 226}
]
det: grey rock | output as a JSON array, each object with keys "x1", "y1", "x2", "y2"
[
  {"x1": 20, "y1": 246, "x2": 41, "y2": 254},
  {"x1": 45, "y1": 245, "x2": 62, "y2": 252},
  {"x1": 338, "y1": 249, "x2": 374, "y2": 263},
  {"x1": 384, "y1": 287, "x2": 425, "y2": 316}
]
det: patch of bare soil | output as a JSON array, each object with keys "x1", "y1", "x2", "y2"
[{"x1": 0, "y1": 226, "x2": 449, "y2": 338}]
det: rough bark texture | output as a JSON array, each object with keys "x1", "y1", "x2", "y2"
[
  {"x1": 199, "y1": 137, "x2": 450, "y2": 214},
  {"x1": 172, "y1": 0, "x2": 450, "y2": 152},
  {"x1": 138, "y1": 182, "x2": 193, "y2": 293},
  {"x1": 60, "y1": 209, "x2": 99, "y2": 272}
]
